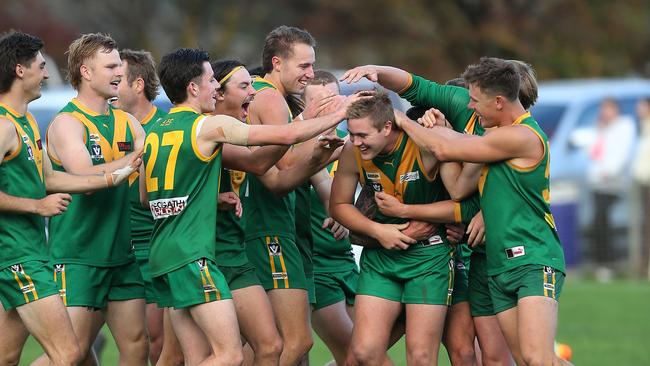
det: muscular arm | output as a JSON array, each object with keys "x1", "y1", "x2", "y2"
[
  {"x1": 47, "y1": 112, "x2": 144, "y2": 175},
  {"x1": 340, "y1": 65, "x2": 411, "y2": 93},
  {"x1": 399, "y1": 121, "x2": 542, "y2": 164},
  {"x1": 440, "y1": 161, "x2": 482, "y2": 201},
  {"x1": 221, "y1": 143, "x2": 288, "y2": 176}
]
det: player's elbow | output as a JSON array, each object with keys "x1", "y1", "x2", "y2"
[{"x1": 432, "y1": 143, "x2": 454, "y2": 162}]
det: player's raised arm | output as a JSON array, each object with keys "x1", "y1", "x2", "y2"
[{"x1": 340, "y1": 65, "x2": 411, "y2": 93}]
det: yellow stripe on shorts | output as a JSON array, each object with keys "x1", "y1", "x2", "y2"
[
  {"x1": 266, "y1": 237, "x2": 279, "y2": 289},
  {"x1": 275, "y1": 236, "x2": 290, "y2": 288},
  {"x1": 23, "y1": 271, "x2": 38, "y2": 301},
  {"x1": 203, "y1": 265, "x2": 221, "y2": 301},
  {"x1": 12, "y1": 271, "x2": 29, "y2": 304}
]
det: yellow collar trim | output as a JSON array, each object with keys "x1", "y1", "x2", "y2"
[{"x1": 512, "y1": 111, "x2": 531, "y2": 126}]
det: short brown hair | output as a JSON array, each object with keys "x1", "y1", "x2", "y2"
[
  {"x1": 67, "y1": 33, "x2": 117, "y2": 89},
  {"x1": 119, "y1": 49, "x2": 159, "y2": 102},
  {"x1": 347, "y1": 90, "x2": 395, "y2": 131},
  {"x1": 261, "y1": 26, "x2": 315, "y2": 74},
  {"x1": 462, "y1": 57, "x2": 520, "y2": 102},
  {"x1": 509, "y1": 60, "x2": 538, "y2": 109},
  {"x1": 307, "y1": 70, "x2": 339, "y2": 90}
]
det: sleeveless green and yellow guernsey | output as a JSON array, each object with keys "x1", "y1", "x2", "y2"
[
  {"x1": 145, "y1": 106, "x2": 222, "y2": 277},
  {"x1": 215, "y1": 168, "x2": 248, "y2": 267},
  {"x1": 243, "y1": 77, "x2": 296, "y2": 241},
  {"x1": 479, "y1": 112, "x2": 565, "y2": 276},
  {"x1": 48, "y1": 99, "x2": 135, "y2": 267},
  {"x1": 0, "y1": 103, "x2": 47, "y2": 268},
  {"x1": 355, "y1": 131, "x2": 452, "y2": 250},
  {"x1": 129, "y1": 106, "x2": 168, "y2": 247},
  {"x1": 312, "y1": 129, "x2": 356, "y2": 272}
]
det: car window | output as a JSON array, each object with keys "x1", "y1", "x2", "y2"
[
  {"x1": 530, "y1": 103, "x2": 566, "y2": 140},
  {"x1": 576, "y1": 97, "x2": 643, "y2": 130}
]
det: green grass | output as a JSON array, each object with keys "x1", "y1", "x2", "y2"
[{"x1": 19, "y1": 278, "x2": 650, "y2": 365}]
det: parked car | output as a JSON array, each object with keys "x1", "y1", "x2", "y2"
[{"x1": 530, "y1": 78, "x2": 650, "y2": 265}]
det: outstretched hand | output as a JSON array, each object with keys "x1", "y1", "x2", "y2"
[
  {"x1": 340, "y1": 65, "x2": 379, "y2": 84},
  {"x1": 217, "y1": 192, "x2": 242, "y2": 218}
]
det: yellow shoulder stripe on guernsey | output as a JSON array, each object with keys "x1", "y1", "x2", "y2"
[
  {"x1": 6, "y1": 115, "x2": 44, "y2": 180},
  {"x1": 191, "y1": 115, "x2": 220, "y2": 162},
  {"x1": 507, "y1": 122, "x2": 547, "y2": 172}
]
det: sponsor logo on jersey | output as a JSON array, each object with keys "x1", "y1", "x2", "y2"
[
  {"x1": 90, "y1": 144, "x2": 103, "y2": 160},
  {"x1": 365, "y1": 172, "x2": 381, "y2": 181},
  {"x1": 268, "y1": 240, "x2": 281, "y2": 256},
  {"x1": 89, "y1": 134, "x2": 100, "y2": 142},
  {"x1": 272, "y1": 272, "x2": 288, "y2": 280},
  {"x1": 543, "y1": 283, "x2": 555, "y2": 291},
  {"x1": 150, "y1": 196, "x2": 189, "y2": 219},
  {"x1": 399, "y1": 171, "x2": 420, "y2": 183},
  {"x1": 26, "y1": 144, "x2": 34, "y2": 161},
  {"x1": 36, "y1": 139, "x2": 42, "y2": 150},
  {"x1": 505, "y1": 245, "x2": 526, "y2": 259},
  {"x1": 383, "y1": 160, "x2": 395, "y2": 167},
  {"x1": 10, "y1": 264, "x2": 23, "y2": 273},
  {"x1": 58, "y1": 289, "x2": 66, "y2": 297},
  {"x1": 456, "y1": 261, "x2": 466, "y2": 270},
  {"x1": 426, "y1": 235, "x2": 444, "y2": 246},
  {"x1": 116, "y1": 141, "x2": 132, "y2": 152}
]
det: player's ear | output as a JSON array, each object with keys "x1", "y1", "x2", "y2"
[
  {"x1": 272, "y1": 56, "x2": 282, "y2": 72},
  {"x1": 216, "y1": 88, "x2": 226, "y2": 101},
  {"x1": 383, "y1": 120, "x2": 393, "y2": 135},
  {"x1": 495, "y1": 95, "x2": 505, "y2": 111}
]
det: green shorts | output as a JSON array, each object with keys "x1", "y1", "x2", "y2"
[
  {"x1": 468, "y1": 252, "x2": 494, "y2": 317},
  {"x1": 0, "y1": 260, "x2": 59, "y2": 310},
  {"x1": 306, "y1": 273, "x2": 316, "y2": 304},
  {"x1": 245, "y1": 235, "x2": 307, "y2": 291},
  {"x1": 133, "y1": 243, "x2": 156, "y2": 304},
  {"x1": 451, "y1": 245, "x2": 471, "y2": 305},
  {"x1": 152, "y1": 258, "x2": 232, "y2": 309},
  {"x1": 356, "y1": 244, "x2": 454, "y2": 305},
  {"x1": 53, "y1": 261, "x2": 144, "y2": 308},
  {"x1": 313, "y1": 268, "x2": 359, "y2": 311},
  {"x1": 488, "y1": 264, "x2": 565, "y2": 314},
  {"x1": 219, "y1": 262, "x2": 261, "y2": 291}
]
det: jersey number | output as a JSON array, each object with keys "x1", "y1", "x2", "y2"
[{"x1": 144, "y1": 131, "x2": 184, "y2": 192}]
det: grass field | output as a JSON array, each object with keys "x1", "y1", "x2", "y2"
[{"x1": 19, "y1": 278, "x2": 650, "y2": 365}]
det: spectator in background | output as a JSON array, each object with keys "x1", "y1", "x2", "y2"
[
  {"x1": 587, "y1": 98, "x2": 636, "y2": 270},
  {"x1": 632, "y1": 98, "x2": 650, "y2": 277}
]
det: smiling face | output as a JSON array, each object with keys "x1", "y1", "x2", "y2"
[
  {"x1": 21, "y1": 51, "x2": 49, "y2": 102},
  {"x1": 277, "y1": 43, "x2": 315, "y2": 94},
  {"x1": 217, "y1": 67, "x2": 255, "y2": 121},
  {"x1": 468, "y1": 83, "x2": 499, "y2": 128},
  {"x1": 193, "y1": 61, "x2": 220, "y2": 114},
  {"x1": 83, "y1": 48, "x2": 122, "y2": 99},
  {"x1": 347, "y1": 116, "x2": 392, "y2": 160}
]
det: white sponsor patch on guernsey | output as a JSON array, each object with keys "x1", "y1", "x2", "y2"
[
  {"x1": 399, "y1": 171, "x2": 420, "y2": 183},
  {"x1": 505, "y1": 245, "x2": 526, "y2": 259},
  {"x1": 366, "y1": 172, "x2": 381, "y2": 181},
  {"x1": 150, "y1": 196, "x2": 189, "y2": 219}
]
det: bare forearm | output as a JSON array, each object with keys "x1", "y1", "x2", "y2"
[
  {"x1": 376, "y1": 66, "x2": 412, "y2": 92},
  {"x1": 248, "y1": 145, "x2": 290, "y2": 174},
  {"x1": 287, "y1": 113, "x2": 342, "y2": 145},
  {"x1": 260, "y1": 154, "x2": 330, "y2": 196},
  {"x1": 45, "y1": 171, "x2": 108, "y2": 193},
  {"x1": 331, "y1": 203, "x2": 380, "y2": 240},
  {"x1": 0, "y1": 191, "x2": 39, "y2": 215},
  {"x1": 401, "y1": 201, "x2": 457, "y2": 224}
]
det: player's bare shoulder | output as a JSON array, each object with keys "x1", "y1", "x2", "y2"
[{"x1": 248, "y1": 87, "x2": 289, "y2": 126}]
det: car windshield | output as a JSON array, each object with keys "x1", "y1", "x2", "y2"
[{"x1": 530, "y1": 103, "x2": 567, "y2": 140}]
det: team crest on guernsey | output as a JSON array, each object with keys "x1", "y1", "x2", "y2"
[
  {"x1": 54, "y1": 264, "x2": 65, "y2": 273},
  {"x1": 370, "y1": 182, "x2": 383, "y2": 192},
  {"x1": 90, "y1": 144, "x2": 103, "y2": 160},
  {"x1": 10, "y1": 264, "x2": 23, "y2": 273},
  {"x1": 196, "y1": 259, "x2": 207, "y2": 270},
  {"x1": 268, "y1": 240, "x2": 281, "y2": 256}
]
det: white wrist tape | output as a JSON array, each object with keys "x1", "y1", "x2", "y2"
[{"x1": 109, "y1": 165, "x2": 136, "y2": 186}]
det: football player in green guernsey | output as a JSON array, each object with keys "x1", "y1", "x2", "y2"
[
  {"x1": 113, "y1": 49, "x2": 171, "y2": 366},
  {"x1": 391, "y1": 58, "x2": 570, "y2": 366},
  {"x1": 0, "y1": 31, "x2": 140, "y2": 366},
  {"x1": 41, "y1": 33, "x2": 149, "y2": 366},
  {"x1": 331, "y1": 92, "x2": 456, "y2": 366},
  {"x1": 245, "y1": 26, "x2": 343, "y2": 366},
  {"x1": 141, "y1": 47, "x2": 359, "y2": 366},
  {"x1": 211, "y1": 60, "x2": 344, "y2": 366}
]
